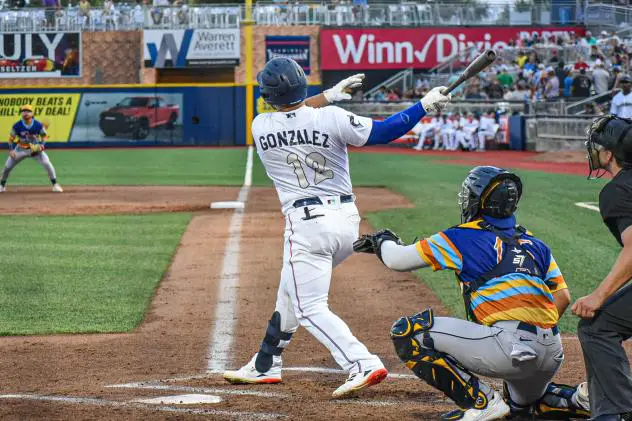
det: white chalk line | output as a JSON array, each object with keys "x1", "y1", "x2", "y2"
[
  {"x1": 574, "y1": 202, "x2": 600, "y2": 212},
  {"x1": 207, "y1": 145, "x2": 253, "y2": 373},
  {"x1": 0, "y1": 393, "x2": 284, "y2": 420},
  {"x1": 106, "y1": 382, "x2": 289, "y2": 398}
]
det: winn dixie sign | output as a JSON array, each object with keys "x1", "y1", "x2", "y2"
[{"x1": 320, "y1": 27, "x2": 583, "y2": 70}]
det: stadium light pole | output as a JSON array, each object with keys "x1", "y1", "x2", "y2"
[{"x1": 244, "y1": 0, "x2": 254, "y2": 146}]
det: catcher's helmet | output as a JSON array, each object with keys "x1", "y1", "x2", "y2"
[
  {"x1": 257, "y1": 57, "x2": 307, "y2": 108},
  {"x1": 586, "y1": 114, "x2": 632, "y2": 178},
  {"x1": 458, "y1": 166, "x2": 523, "y2": 223}
]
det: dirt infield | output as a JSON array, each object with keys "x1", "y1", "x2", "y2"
[{"x1": 0, "y1": 181, "x2": 607, "y2": 420}]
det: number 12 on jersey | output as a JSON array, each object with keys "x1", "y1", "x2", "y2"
[{"x1": 287, "y1": 152, "x2": 334, "y2": 188}]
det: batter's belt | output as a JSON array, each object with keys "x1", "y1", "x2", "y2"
[{"x1": 293, "y1": 194, "x2": 354, "y2": 208}]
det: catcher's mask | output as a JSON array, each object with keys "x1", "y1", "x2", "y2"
[
  {"x1": 458, "y1": 166, "x2": 523, "y2": 224},
  {"x1": 586, "y1": 114, "x2": 632, "y2": 179}
]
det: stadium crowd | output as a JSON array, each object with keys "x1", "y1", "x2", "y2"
[{"x1": 367, "y1": 29, "x2": 632, "y2": 116}]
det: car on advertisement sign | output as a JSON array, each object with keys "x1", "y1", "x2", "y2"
[{"x1": 98, "y1": 96, "x2": 179, "y2": 140}]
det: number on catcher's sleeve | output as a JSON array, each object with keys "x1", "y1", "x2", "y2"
[{"x1": 286, "y1": 152, "x2": 334, "y2": 188}]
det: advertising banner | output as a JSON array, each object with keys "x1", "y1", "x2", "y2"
[
  {"x1": 70, "y1": 93, "x2": 183, "y2": 143},
  {"x1": 144, "y1": 29, "x2": 240, "y2": 68},
  {"x1": 0, "y1": 94, "x2": 80, "y2": 142},
  {"x1": 265, "y1": 36, "x2": 311, "y2": 75},
  {"x1": 0, "y1": 32, "x2": 81, "y2": 78},
  {"x1": 320, "y1": 26, "x2": 584, "y2": 70}
]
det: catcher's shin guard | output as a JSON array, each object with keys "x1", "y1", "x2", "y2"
[
  {"x1": 390, "y1": 308, "x2": 488, "y2": 410},
  {"x1": 533, "y1": 382, "x2": 590, "y2": 420},
  {"x1": 255, "y1": 311, "x2": 293, "y2": 373}
]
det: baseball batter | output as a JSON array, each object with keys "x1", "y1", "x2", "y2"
[
  {"x1": 223, "y1": 57, "x2": 451, "y2": 397},
  {"x1": 0, "y1": 105, "x2": 62, "y2": 193},
  {"x1": 354, "y1": 166, "x2": 590, "y2": 421}
]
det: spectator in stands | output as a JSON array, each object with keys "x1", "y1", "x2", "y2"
[
  {"x1": 497, "y1": 65, "x2": 513, "y2": 88},
  {"x1": 589, "y1": 45, "x2": 605, "y2": 63},
  {"x1": 517, "y1": 50, "x2": 528, "y2": 68},
  {"x1": 593, "y1": 60, "x2": 611, "y2": 95},
  {"x1": 132, "y1": 0, "x2": 146, "y2": 28},
  {"x1": 610, "y1": 75, "x2": 632, "y2": 119},
  {"x1": 575, "y1": 58, "x2": 590, "y2": 71},
  {"x1": 464, "y1": 84, "x2": 488, "y2": 100},
  {"x1": 563, "y1": 67, "x2": 574, "y2": 98},
  {"x1": 102, "y1": 0, "x2": 117, "y2": 30},
  {"x1": 43, "y1": 0, "x2": 60, "y2": 29},
  {"x1": 544, "y1": 67, "x2": 560, "y2": 100},
  {"x1": 371, "y1": 86, "x2": 387, "y2": 101},
  {"x1": 581, "y1": 31, "x2": 598, "y2": 47},
  {"x1": 612, "y1": 66, "x2": 623, "y2": 90},
  {"x1": 572, "y1": 68, "x2": 592, "y2": 98},
  {"x1": 175, "y1": 0, "x2": 189, "y2": 25},
  {"x1": 10, "y1": 0, "x2": 25, "y2": 8},
  {"x1": 549, "y1": 49, "x2": 560, "y2": 64},
  {"x1": 79, "y1": 0, "x2": 91, "y2": 26},
  {"x1": 386, "y1": 89, "x2": 400, "y2": 101},
  {"x1": 523, "y1": 53, "x2": 539, "y2": 72},
  {"x1": 485, "y1": 79, "x2": 504, "y2": 99}
]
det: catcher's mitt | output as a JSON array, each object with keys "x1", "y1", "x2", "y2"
[{"x1": 353, "y1": 229, "x2": 403, "y2": 264}]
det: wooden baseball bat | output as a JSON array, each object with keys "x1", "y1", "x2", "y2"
[{"x1": 441, "y1": 49, "x2": 497, "y2": 95}]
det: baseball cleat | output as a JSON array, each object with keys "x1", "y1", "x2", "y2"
[
  {"x1": 0, "y1": 185, "x2": 5, "y2": 192},
  {"x1": 573, "y1": 381, "x2": 590, "y2": 411},
  {"x1": 331, "y1": 366, "x2": 388, "y2": 398},
  {"x1": 223, "y1": 353, "x2": 282, "y2": 384},
  {"x1": 52, "y1": 183, "x2": 63, "y2": 192},
  {"x1": 458, "y1": 391, "x2": 510, "y2": 421}
]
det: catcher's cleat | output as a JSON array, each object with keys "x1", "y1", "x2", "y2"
[
  {"x1": 222, "y1": 353, "x2": 282, "y2": 384},
  {"x1": 458, "y1": 391, "x2": 510, "y2": 421},
  {"x1": 52, "y1": 183, "x2": 63, "y2": 193},
  {"x1": 572, "y1": 382, "x2": 589, "y2": 412},
  {"x1": 331, "y1": 366, "x2": 388, "y2": 398}
]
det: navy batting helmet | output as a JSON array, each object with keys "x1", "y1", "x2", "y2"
[
  {"x1": 586, "y1": 114, "x2": 632, "y2": 178},
  {"x1": 257, "y1": 58, "x2": 307, "y2": 108},
  {"x1": 458, "y1": 166, "x2": 523, "y2": 223}
]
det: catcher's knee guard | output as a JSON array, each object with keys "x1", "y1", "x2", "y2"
[
  {"x1": 255, "y1": 311, "x2": 293, "y2": 373},
  {"x1": 390, "y1": 308, "x2": 487, "y2": 410},
  {"x1": 533, "y1": 382, "x2": 590, "y2": 420}
]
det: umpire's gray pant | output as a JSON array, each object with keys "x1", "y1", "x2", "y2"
[
  {"x1": 418, "y1": 317, "x2": 564, "y2": 405},
  {"x1": 578, "y1": 283, "x2": 632, "y2": 418}
]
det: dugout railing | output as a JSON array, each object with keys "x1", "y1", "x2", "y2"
[{"x1": 525, "y1": 114, "x2": 597, "y2": 151}]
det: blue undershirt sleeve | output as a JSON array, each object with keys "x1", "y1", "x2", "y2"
[{"x1": 366, "y1": 102, "x2": 426, "y2": 145}]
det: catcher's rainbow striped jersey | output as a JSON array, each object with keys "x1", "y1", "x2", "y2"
[{"x1": 416, "y1": 214, "x2": 566, "y2": 328}]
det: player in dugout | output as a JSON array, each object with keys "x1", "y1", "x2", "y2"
[
  {"x1": 573, "y1": 115, "x2": 632, "y2": 421},
  {"x1": 0, "y1": 104, "x2": 62, "y2": 193},
  {"x1": 354, "y1": 165, "x2": 590, "y2": 421}
]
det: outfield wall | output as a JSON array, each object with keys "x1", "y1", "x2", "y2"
[
  {"x1": 0, "y1": 85, "x2": 322, "y2": 147},
  {"x1": 0, "y1": 85, "x2": 246, "y2": 146}
]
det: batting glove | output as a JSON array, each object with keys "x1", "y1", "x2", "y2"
[
  {"x1": 324, "y1": 73, "x2": 365, "y2": 103},
  {"x1": 420, "y1": 86, "x2": 452, "y2": 113}
]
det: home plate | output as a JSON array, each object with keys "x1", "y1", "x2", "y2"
[
  {"x1": 133, "y1": 394, "x2": 222, "y2": 405},
  {"x1": 210, "y1": 201, "x2": 244, "y2": 209}
]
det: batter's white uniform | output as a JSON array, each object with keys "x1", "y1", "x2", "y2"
[{"x1": 252, "y1": 104, "x2": 383, "y2": 374}]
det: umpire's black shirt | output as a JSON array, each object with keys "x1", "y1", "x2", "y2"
[{"x1": 600, "y1": 168, "x2": 632, "y2": 246}]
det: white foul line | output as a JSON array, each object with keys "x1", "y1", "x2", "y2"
[
  {"x1": 207, "y1": 145, "x2": 253, "y2": 373},
  {"x1": 574, "y1": 202, "x2": 600, "y2": 212},
  {"x1": 0, "y1": 394, "x2": 284, "y2": 420}
]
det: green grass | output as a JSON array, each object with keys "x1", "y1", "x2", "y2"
[
  {"x1": 6, "y1": 148, "x2": 248, "y2": 186},
  {"x1": 1, "y1": 148, "x2": 617, "y2": 335},
  {"x1": 0, "y1": 213, "x2": 191, "y2": 335}
]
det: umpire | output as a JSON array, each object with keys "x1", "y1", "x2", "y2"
[{"x1": 573, "y1": 114, "x2": 632, "y2": 421}]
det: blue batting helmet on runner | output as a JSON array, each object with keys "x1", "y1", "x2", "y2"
[{"x1": 257, "y1": 57, "x2": 307, "y2": 107}]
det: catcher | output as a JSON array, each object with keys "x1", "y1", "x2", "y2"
[
  {"x1": 0, "y1": 105, "x2": 63, "y2": 193},
  {"x1": 354, "y1": 166, "x2": 589, "y2": 421}
]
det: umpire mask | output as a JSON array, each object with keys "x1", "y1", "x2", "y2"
[{"x1": 586, "y1": 114, "x2": 632, "y2": 179}]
